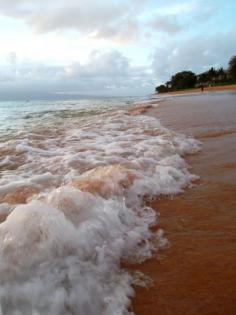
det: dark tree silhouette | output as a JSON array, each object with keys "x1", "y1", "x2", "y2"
[
  {"x1": 170, "y1": 71, "x2": 197, "y2": 90},
  {"x1": 155, "y1": 55, "x2": 236, "y2": 93},
  {"x1": 228, "y1": 56, "x2": 236, "y2": 80},
  {"x1": 155, "y1": 85, "x2": 168, "y2": 93}
]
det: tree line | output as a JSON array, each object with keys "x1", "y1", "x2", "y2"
[{"x1": 156, "y1": 55, "x2": 236, "y2": 93}]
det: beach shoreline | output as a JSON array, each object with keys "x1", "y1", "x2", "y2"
[
  {"x1": 155, "y1": 83, "x2": 236, "y2": 96},
  {"x1": 131, "y1": 91, "x2": 236, "y2": 315},
  {"x1": 0, "y1": 93, "x2": 235, "y2": 314}
]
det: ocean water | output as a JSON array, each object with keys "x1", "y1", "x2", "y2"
[{"x1": 0, "y1": 97, "x2": 200, "y2": 315}]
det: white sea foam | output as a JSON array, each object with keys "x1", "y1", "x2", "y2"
[{"x1": 0, "y1": 103, "x2": 200, "y2": 314}]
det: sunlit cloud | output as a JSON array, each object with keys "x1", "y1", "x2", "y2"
[{"x1": 0, "y1": 0, "x2": 235, "y2": 98}]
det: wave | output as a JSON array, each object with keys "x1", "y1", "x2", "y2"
[{"x1": 0, "y1": 104, "x2": 200, "y2": 314}]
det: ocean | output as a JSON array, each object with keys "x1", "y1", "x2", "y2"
[{"x1": 0, "y1": 97, "x2": 200, "y2": 314}]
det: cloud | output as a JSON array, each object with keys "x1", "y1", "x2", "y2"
[
  {"x1": 151, "y1": 28, "x2": 236, "y2": 83},
  {"x1": 7, "y1": 52, "x2": 17, "y2": 65},
  {"x1": 0, "y1": 0, "x2": 223, "y2": 44},
  {"x1": 150, "y1": 14, "x2": 183, "y2": 34},
  {"x1": 159, "y1": 1, "x2": 197, "y2": 15},
  {"x1": 0, "y1": 0, "x2": 142, "y2": 43},
  {"x1": 148, "y1": 1, "x2": 218, "y2": 35},
  {"x1": 0, "y1": 0, "x2": 234, "y2": 98},
  {"x1": 0, "y1": 50, "x2": 154, "y2": 100}
]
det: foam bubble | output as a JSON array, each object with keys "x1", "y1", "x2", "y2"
[
  {"x1": 0, "y1": 105, "x2": 200, "y2": 314},
  {"x1": 0, "y1": 187, "x2": 162, "y2": 314}
]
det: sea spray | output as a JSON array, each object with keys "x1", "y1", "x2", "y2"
[{"x1": 0, "y1": 100, "x2": 200, "y2": 314}]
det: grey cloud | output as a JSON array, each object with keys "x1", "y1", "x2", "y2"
[
  {"x1": 150, "y1": 14, "x2": 183, "y2": 34},
  {"x1": 149, "y1": 2, "x2": 218, "y2": 35},
  {"x1": 29, "y1": 4, "x2": 127, "y2": 33},
  {"x1": 152, "y1": 29, "x2": 236, "y2": 83},
  {"x1": 65, "y1": 51, "x2": 131, "y2": 78},
  {"x1": 0, "y1": 0, "x2": 141, "y2": 42},
  {"x1": 194, "y1": 5, "x2": 218, "y2": 21},
  {"x1": 60, "y1": 50, "x2": 154, "y2": 95},
  {"x1": 0, "y1": 50, "x2": 154, "y2": 100},
  {"x1": 0, "y1": 0, "x2": 219, "y2": 43}
]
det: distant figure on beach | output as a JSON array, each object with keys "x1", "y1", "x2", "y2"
[{"x1": 200, "y1": 84, "x2": 204, "y2": 92}]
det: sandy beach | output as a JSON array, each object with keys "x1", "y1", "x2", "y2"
[
  {"x1": 156, "y1": 83, "x2": 236, "y2": 96},
  {"x1": 0, "y1": 92, "x2": 235, "y2": 313},
  {"x1": 131, "y1": 91, "x2": 236, "y2": 315}
]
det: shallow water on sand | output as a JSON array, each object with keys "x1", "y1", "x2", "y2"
[
  {"x1": 133, "y1": 91, "x2": 236, "y2": 315},
  {"x1": 0, "y1": 97, "x2": 199, "y2": 314}
]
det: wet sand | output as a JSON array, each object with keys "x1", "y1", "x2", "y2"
[
  {"x1": 157, "y1": 83, "x2": 236, "y2": 96},
  {"x1": 131, "y1": 91, "x2": 236, "y2": 315}
]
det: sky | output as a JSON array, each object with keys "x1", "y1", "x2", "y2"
[{"x1": 0, "y1": 0, "x2": 235, "y2": 100}]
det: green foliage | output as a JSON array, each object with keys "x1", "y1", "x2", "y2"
[
  {"x1": 208, "y1": 67, "x2": 217, "y2": 77},
  {"x1": 228, "y1": 56, "x2": 236, "y2": 79},
  {"x1": 197, "y1": 67, "x2": 227, "y2": 85},
  {"x1": 171, "y1": 71, "x2": 197, "y2": 90},
  {"x1": 155, "y1": 84, "x2": 168, "y2": 93},
  {"x1": 155, "y1": 55, "x2": 236, "y2": 93}
]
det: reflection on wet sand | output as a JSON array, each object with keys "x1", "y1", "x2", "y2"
[{"x1": 132, "y1": 91, "x2": 236, "y2": 315}]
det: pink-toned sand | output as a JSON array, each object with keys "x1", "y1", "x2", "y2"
[
  {"x1": 131, "y1": 92, "x2": 236, "y2": 315},
  {"x1": 157, "y1": 84, "x2": 236, "y2": 96}
]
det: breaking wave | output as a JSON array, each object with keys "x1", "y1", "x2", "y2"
[{"x1": 0, "y1": 100, "x2": 200, "y2": 314}]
